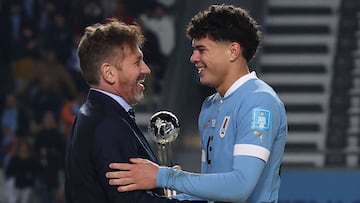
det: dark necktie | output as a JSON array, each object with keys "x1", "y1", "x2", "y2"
[{"x1": 128, "y1": 108, "x2": 136, "y2": 121}]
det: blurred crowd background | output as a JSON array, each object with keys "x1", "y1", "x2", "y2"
[
  {"x1": 0, "y1": 0, "x2": 359, "y2": 202},
  {"x1": 0, "y1": 0, "x2": 180, "y2": 202}
]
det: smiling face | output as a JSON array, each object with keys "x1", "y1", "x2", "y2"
[
  {"x1": 98, "y1": 44, "x2": 151, "y2": 105},
  {"x1": 112, "y1": 46, "x2": 151, "y2": 105},
  {"x1": 190, "y1": 36, "x2": 234, "y2": 94}
]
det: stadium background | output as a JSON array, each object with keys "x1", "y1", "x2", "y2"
[{"x1": 0, "y1": 0, "x2": 359, "y2": 202}]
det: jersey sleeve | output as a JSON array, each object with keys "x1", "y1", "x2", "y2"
[
  {"x1": 233, "y1": 91, "x2": 282, "y2": 162},
  {"x1": 156, "y1": 156, "x2": 265, "y2": 202}
]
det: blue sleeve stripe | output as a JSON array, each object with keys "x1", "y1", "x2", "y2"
[{"x1": 233, "y1": 144, "x2": 270, "y2": 162}]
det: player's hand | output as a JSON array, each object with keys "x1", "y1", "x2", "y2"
[{"x1": 106, "y1": 158, "x2": 159, "y2": 192}]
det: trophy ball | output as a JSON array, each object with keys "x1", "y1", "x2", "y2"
[{"x1": 148, "y1": 111, "x2": 180, "y2": 144}]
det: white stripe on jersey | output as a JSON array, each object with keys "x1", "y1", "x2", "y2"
[
  {"x1": 201, "y1": 149, "x2": 206, "y2": 162},
  {"x1": 233, "y1": 144, "x2": 270, "y2": 162}
]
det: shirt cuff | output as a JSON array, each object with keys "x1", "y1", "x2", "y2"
[{"x1": 156, "y1": 166, "x2": 171, "y2": 188}]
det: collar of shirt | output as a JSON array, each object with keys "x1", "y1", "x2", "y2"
[
  {"x1": 223, "y1": 71, "x2": 258, "y2": 98},
  {"x1": 91, "y1": 88, "x2": 132, "y2": 112}
]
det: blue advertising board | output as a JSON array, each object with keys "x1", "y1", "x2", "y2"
[{"x1": 279, "y1": 170, "x2": 360, "y2": 203}]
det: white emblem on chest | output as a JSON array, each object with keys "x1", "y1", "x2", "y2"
[{"x1": 211, "y1": 119, "x2": 216, "y2": 128}]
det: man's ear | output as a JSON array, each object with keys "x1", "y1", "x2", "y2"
[
  {"x1": 100, "y1": 63, "x2": 115, "y2": 84},
  {"x1": 229, "y1": 42, "x2": 241, "y2": 62}
]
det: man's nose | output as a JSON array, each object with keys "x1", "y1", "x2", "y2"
[{"x1": 190, "y1": 51, "x2": 199, "y2": 64}]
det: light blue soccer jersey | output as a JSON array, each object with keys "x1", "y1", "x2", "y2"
[{"x1": 157, "y1": 72, "x2": 287, "y2": 202}]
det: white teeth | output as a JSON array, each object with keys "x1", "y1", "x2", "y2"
[{"x1": 198, "y1": 68, "x2": 205, "y2": 74}]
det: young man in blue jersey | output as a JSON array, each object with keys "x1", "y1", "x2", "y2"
[{"x1": 106, "y1": 4, "x2": 287, "y2": 203}]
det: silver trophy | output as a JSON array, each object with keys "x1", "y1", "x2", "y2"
[{"x1": 148, "y1": 111, "x2": 180, "y2": 166}]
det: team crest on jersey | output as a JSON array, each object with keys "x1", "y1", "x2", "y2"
[
  {"x1": 252, "y1": 108, "x2": 271, "y2": 130},
  {"x1": 219, "y1": 116, "x2": 230, "y2": 138}
]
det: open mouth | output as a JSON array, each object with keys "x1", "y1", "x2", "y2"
[
  {"x1": 198, "y1": 67, "x2": 205, "y2": 74},
  {"x1": 137, "y1": 78, "x2": 145, "y2": 89}
]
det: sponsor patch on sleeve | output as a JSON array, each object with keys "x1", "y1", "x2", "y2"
[{"x1": 252, "y1": 108, "x2": 271, "y2": 131}]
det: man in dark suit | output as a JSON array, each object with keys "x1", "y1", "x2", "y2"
[{"x1": 65, "y1": 19, "x2": 205, "y2": 203}]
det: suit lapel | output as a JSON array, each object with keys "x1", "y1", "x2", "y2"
[
  {"x1": 88, "y1": 90, "x2": 158, "y2": 163},
  {"x1": 121, "y1": 114, "x2": 158, "y2": 163}
]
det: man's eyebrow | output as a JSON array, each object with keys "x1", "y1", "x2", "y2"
[
  {"x1": 137, "y1": 54, "x2": 142, "y2": 60},
  {"x1": 193, "y1": 45, "x2": 206, "y2": 49},
  {"x1": 135, "y1": 52, "x2": 143, "y2": 60}
]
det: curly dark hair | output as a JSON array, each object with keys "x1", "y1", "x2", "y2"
[
  {"x1": 77, "y1": 18, "x2": 144, "y2": 85},
  {"x1": 186, "y1": 4, "x2": 261, "y2": 62}
]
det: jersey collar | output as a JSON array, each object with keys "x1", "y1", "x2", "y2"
[{"x1": 223, "y1": 71, "x2": 258, "y2": 98}]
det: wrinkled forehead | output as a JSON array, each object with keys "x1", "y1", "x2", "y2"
[{"x1": 120, "y1": 44, "x2": 143, "y2": 61}]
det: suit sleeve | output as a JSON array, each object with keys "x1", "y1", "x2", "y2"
[{"x1": 92, "y1": 116, "x2": 206, "y2": 203}]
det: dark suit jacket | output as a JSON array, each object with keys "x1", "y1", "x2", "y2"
[{"x1": 65, "y1": 90, "x2": 204, "y2": 203}]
